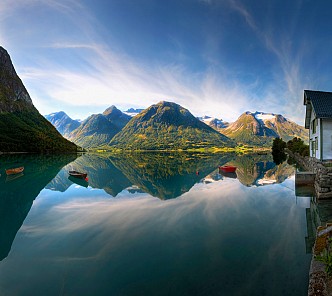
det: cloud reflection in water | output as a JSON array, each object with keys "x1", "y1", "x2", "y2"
[{"x1": 0, "y1": 178, "x2": 311, "y2": 296}]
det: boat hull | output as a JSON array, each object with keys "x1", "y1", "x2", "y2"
[
  {"x1": 219, "y1": 166, "x2": 237, "y2": 173},
  {"x1": 69, "y1": 170, "x2": 88, "y2": 179},
  {"x1": 6, "y1": 167, "x2": 24, "y2": 175},
  {"x1": 68, "y1": 175, "x2": 89, "y2": 187}
]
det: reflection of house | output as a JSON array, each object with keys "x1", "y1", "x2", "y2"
[{"x1": 304, "y1": 90, "x2": 332, "y2": 160}]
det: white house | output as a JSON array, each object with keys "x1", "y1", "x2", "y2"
[{"x1": 304, "y1": 90, "x2": 332, "y2": 160}]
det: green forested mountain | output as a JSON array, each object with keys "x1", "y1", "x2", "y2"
[
  {"x1": 68, "y1": 105, "x2": 131, "y2": 148},
  {"x1": 109, "y1": 101, "x2": 235, "y2": 150},
  {"x1": 222, "y1": 111, "x2": 308, "y2": 146},
  {"x1": 0, "y1": 46, "x2": 77, "y2": 152}
]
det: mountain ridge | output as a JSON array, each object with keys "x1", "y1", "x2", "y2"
[
  {"x1": 109, "y1": 101, "x2": 235, "y2": 150},
  {"x1": 221, "y1": 111, "x2": 308, "y2": 146},
  {"x1": 68, "y1": 106, "x2": 131, "y2": 148}
]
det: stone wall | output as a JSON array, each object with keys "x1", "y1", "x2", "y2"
[
  {"x1": 287, "y1": 149, "x2": 332, "y2": 199},
  {"x1": 308, "y1": 225, "x2": 330, "y2": 296}
]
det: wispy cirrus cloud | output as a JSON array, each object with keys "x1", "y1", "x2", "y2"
[
  {"x1": 21, "y1": 41, "x2": 255, "y2": 121},
  {"x1": 1, "y1": 0, "x2": 309, "y2": 123},
  {"x1": 3, "y1": 0, "x2": 258, "y2": 121},
  {"x1": 224, "y1": 0, "x2": 310, "y2": 122}
]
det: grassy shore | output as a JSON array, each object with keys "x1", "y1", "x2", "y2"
[{"x1": 88, "y1": 145, "x2": 271, "y2": 154}]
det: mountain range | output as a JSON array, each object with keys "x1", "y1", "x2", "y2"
[
  {"x1": 108, "y1": 101, "x2": 235, "y2": 150},
  {"x1": 46, "y1": 107, "x2": 307, "y2": 150},
  {"x1": 0, "y1": 46, "x2": 77, "y2": 152},
  {"x1": 0, "y1": 45, "x2": 308, "y2": 152}
]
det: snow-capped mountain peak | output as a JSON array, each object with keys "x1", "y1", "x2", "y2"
[{"x1": 254, "y1": 112, "x2": 277, "y2": 122}]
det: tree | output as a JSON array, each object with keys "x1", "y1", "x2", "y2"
[{"x1": 272, "y1": 137, "x2": 287, "y2": 165}]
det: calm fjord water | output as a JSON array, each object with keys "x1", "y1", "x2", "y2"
[{"x1": 0, "y1": 153, "x2": 313, "y2": 296}]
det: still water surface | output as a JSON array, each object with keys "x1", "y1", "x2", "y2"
[{"x1": 0, "y1": 153, "x2": 313, "y2": 295}]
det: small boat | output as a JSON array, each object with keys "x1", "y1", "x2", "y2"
[
  {"x1": 6, "y1": 166, "x2": 24, "y2": 175},
  {"x1": 68, "y1": 175, "x2": 89, "y2": 188},
  {"x1": 219, "y1": 165, "x2": 237, "y2": 173},
  {"x1": 69, "y1": 170, "x2": 88, "y2": 179}
]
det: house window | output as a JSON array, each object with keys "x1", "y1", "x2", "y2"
[
  {"x1": 312, "y1": 119, "x2": 317, "y2": 134},
  {"x1": 315, "y1": 137, "x2": 318, "y2": 150},
  {"x1": 311, "y1": 140, "x2": 315, "y2": 151}
]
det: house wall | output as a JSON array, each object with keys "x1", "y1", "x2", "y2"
[
  {"x1": 309, "y1": 108, "x2": 321, "y2": 159},
  {"x1": 322, "y1": 119, "x2": 332, "y2": 160}
]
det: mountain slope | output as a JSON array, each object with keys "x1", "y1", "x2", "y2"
[
  {"x1": 109, "y1": 101, "x2": 235, "y2": 150},
  {"x1": 45, "y1": 111, "x2": 80, "y2": 138},
  {"x1": 0, "y1": 46, "x2": 77, "y2": 152},
  {"x1": 68, "y1": 105, "x2": 131, "y2": 148},
  {"x1": 222, "y1": 111, "x2": 308, "y2": 146}
]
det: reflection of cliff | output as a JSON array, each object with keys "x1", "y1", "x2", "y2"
[
  {"x1": 229, "y1": 154, "x2": 294, "y2": 186},
  {"x1": 45, "y1": 168, "x2": 72, "y2": 192},
  {"x1": 110, "y1": 152, "x2": 234, "y2": 199},
  {"x1": 47, "y1": 154, "x2": 132, "y2": 197},
  {"x1": 0, "y1": 154, "x2": 77, "y2": 261}
]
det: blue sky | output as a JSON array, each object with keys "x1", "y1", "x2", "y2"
[{"x1": 1, "y1": 0, "x2": 331, "y2": 124}]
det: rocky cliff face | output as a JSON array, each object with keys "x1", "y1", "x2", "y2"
[
  {"x1": 0, "y1": 46, "x2": 77, "y2": 152},
  {"x1": 0, "y1": 47, "x2": 34, "y2": 112}
]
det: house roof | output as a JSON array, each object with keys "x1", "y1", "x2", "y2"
[
  {"x1": 303, "y1": 90, "x2": 332, "y2": 128},
  {"x1": 304, "y1": 90, "x2": 332, "y2": 118}
]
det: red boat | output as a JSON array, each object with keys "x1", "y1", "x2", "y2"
[
  {"x1": 219, "y1": 165, "x2": 237, "y2": 173},
  {"x1": 6, "y1": 166, "x2": 24, "y2": 175}
]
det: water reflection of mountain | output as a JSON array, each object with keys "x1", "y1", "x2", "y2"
[
  {"x1": 0, "y1": 154, "x2": 77, "y2": 261},
  {"x1": 48, "y1": 153, "x2": 234, "y2": 200},
  {"x1": 230, "y1": 154, "x2": 295, "y2": 187},
  {"x1": 109, "y1": 152, "x2": 233, "y2": 199},
  {"x1": 48, "y1": 153, "x2": 296, "y2": 199},
  {"x1": 47, "y1": 154, "x2": 132, "y2": 197},
  {"x1": 74, "y1": 154, "x2": 132, "y2": 196}
]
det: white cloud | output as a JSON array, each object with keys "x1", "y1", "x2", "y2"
[
  {"x1": 20, "y1": 42, "x2": 262, "y2": 121},
  {"x1": 225, "y1": 0, "x2": 309, "y2": 123},
  {"x1": 0, "y1": 0, "x2": 309, "y2": 124}
]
